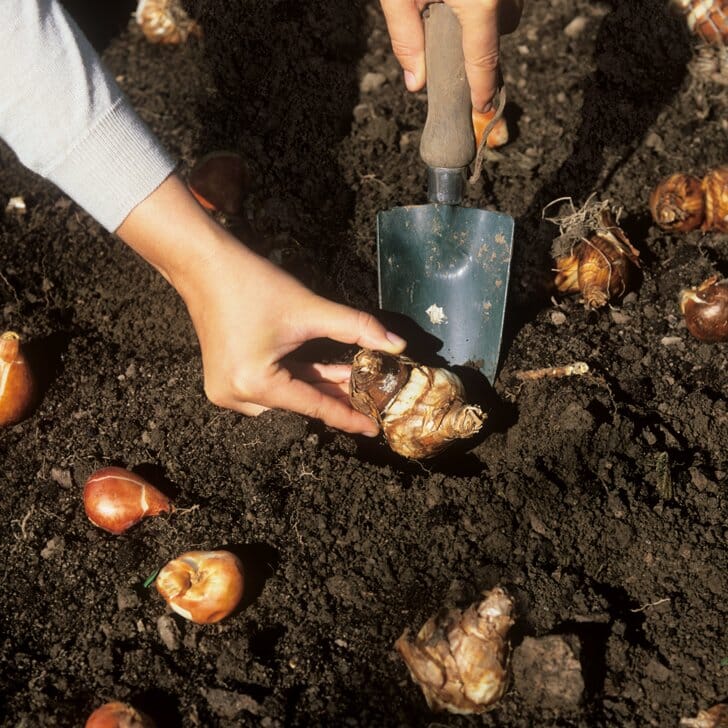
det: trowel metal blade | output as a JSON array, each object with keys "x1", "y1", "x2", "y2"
[{"x1": 377, "y1": 203, "x2": 514, "y2": 383}]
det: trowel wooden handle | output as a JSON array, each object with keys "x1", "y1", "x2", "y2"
[{"x1": 419, "y1": 3, "x2": 475, "y2": 170}]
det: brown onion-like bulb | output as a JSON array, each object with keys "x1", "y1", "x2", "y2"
[
  {"x1": 395, "y1": 587, "x2": 515, "y2": 714},
  {"x1": 670, "y1": 0, "x2": 728, "y2": 44},
  {"x1": 349, "y1": 349, "x2": 485, "y2": 459},
  {"x1": 187, "y1": 151, "x2": 249, "y2": 217},
  {"x1": 701, "y1": 165, "x2": 728, "y2": 233},
  {"x1": 85, "y1": 701, "x2": 155, "y2": 728},
  {"x1": 553, "y1": 209, "x2": 640, "y2": 308},
  {"x1": 679, "y1": 275, "x2": 728, "y2": 342},
  {"x1": 156, "y1": 550, "x2": 245, "y2": 624},
  {"x1": 135, "y1": 0, "x2": 202, "y2": 44},
  {"x1": 83, "y1": 467, "x2": 172, "y2": 535},
  {"x1": 649, "y1": 173, "x2": 705, "y2": 232},
  {"x1": 0, "y1": 331, "x2": 37, "y2": 427}
]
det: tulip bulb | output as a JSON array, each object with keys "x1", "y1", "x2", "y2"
[
  {"x1": 395, "y1": 587, "x2": 515, "y2": 714},
  {"x1": 552, "y1": 206, "x2": 640, "y2": 308},
  {"x1": 670, "y1": 0, "x2": 728, "y2": 45},
  {"x1": 0, "y1": 331, "x2": 37, "y2": 427},
  {"x1": 187, "y1": 151, "x2": 249, "y2": 216},
  {"x1": 83, "y1": 467, "x2": 172, "y2": 535},
  {"x1": 156, "y1": 550, "x2": 244, "y2": 624},
  {"x1": 472, "y1": 108, "x2": 509, "y2": 150},
  {"x1": 135, "y1": 0, "x2": 202, "y2": 44},
  {"x1": 679, "y1": 275, "x2": 728, "y2": 342},
  {"x1": 349, "y1": 349, "x2": 485, "y2": 459},
  {"x1": 85, "y1": 701, "x2": 155, "y2": 728}
]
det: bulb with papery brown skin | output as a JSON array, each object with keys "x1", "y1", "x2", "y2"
[
  {"x1": 650, "y1": 173, "x2": 705, "y2": 232},
  {"x1": 472, "y1": 108, "x2": 509, "y2": 149},
  {"x1": 701, "y1": 166, "x2": 728, "y2": 233},
  {"x1": 85, "y1": 701, "x2": 155, "y2": 728},
  {"x1": 187, "y1": 151, "x2": 249, "y2": 217},
  {"x1": 395, "y1": 587, "x2": 515, "y2": 715},
  {"x1": 0, "y1": 331, "x2": 37, "y2": 427},
  {"x1": 83, "y1": 467, "x2": 172, "y2": 535},
  {"x1": 679, "y1": 275, "x2": 728, "y2": 342},
  {"x1": 553, "y1": 209, "x2": 640, "y2": 308},
  {"x1": 135, "y1": 0, "x2": 202, "y2": 44},
  {"x1": 156, "y1": 550, "x2": 244, "y2": 624},
  {"x1": 670, "y1": 0, "x2": 728, "y2": 45},
  {"x1": 349, "y1": 349, "x2": 485, "y2": 459}
]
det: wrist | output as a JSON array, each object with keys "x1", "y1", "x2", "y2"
[{"x1": 116, "y1": 173, "x2": 255, "y2": 297}]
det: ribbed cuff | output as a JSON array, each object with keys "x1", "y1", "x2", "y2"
[{"x1": 45, "y1": 98, "x2": 177, "y2": 232}]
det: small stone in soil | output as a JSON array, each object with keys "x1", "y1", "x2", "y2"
[
  {"x1": 359, "y1": 71, "x2": 387, "y2": 94},
  {"x1": 157, "y1": 614, "x2": 181, "y2": 651}
]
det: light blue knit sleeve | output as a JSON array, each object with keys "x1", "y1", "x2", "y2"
[{"x1": 0, "y1": 0, "x2": 177, "y2": 231}]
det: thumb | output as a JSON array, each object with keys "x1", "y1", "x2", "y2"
[
  {"x1": 306, "y1": 298, "x2": 407, "y2": 355},
  {"x1": 380, "y1": 0, "x2": 426, "y2": 91}
]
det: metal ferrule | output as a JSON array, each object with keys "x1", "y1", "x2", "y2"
[{"x1": 427, "y1": 167, "x2": 464, "y2": 205}]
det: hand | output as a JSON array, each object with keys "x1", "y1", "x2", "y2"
[
  {"x1": 380, "y1": 0, "x2": 524, "y2": 112},
  {"x1": 117, "y1": 175, "x2": 407, "y2": 435},
  {"x1": 180, "y1": 239, "x2": 408, "y2": 435}
]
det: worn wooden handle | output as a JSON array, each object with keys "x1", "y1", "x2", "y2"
[{"x1": 419, "y1": 3, "x2": 475, "y2": 170}]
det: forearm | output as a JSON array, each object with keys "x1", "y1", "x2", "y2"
[{"x1": 0, "y1": 0, "x2": 175, "y2": 231}]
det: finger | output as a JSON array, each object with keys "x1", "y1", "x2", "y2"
[
  {"x1": 228, "y1": 366, "x2": 377, "y2": 434},
  {"x1": 264, "y1": 371, "x2": 380, "y2": 435},
  {"x1": 311, "y1": 381, "x2": 353, "y2": 401},
  {"x1": 380, "y1": 0, "x2": 426, "y2": 91},
  {"x1": 278, "y1": 361, "x2": 351, "y2": 403},
  {"x1": 286, "y1": 361, "x2": 353, "y2": 385},
  {"x1": 283, "y1": 364, "x2": 354, "y2": 403},
  {"x1": 452, "y1": 2, "x2": 501, "y2": 112},
  {"x1": 237, "y1": 402, "x2": 270, "y2": 417},
  {"x1": 303, "y1": 299, "x2": 407, "y2": 355},
  {"x1": 282, "y1": 363, "x2": 353, "y2": 399},
  {"x1": 236, "y1": 391, "x2": 362, "y2": 415}
]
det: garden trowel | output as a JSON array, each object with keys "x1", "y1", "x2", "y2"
[{"x1": 377, "y1": 3, "x2": 514, "y2": 383}]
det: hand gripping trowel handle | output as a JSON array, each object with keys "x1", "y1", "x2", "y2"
[{"x1": 419, "y1": 3, "x2": 475, "y2": 205}]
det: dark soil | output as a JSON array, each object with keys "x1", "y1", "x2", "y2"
[{"x1": 1, "y1": 1, "x2": 727, "y2": 726}]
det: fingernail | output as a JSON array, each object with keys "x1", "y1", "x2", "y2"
[
  {"x1": 386, "y1": 331, "x2": 407, "y2": 350},
  {"x1": 477, "y1": 101, "x2": 493, "y2": 114},
  {"x1": 404, "y1": 70, "x2": 417, "y2": 91},
  {"x1": 363, "y1": 428, "x2": 379, "y2": 438}
]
